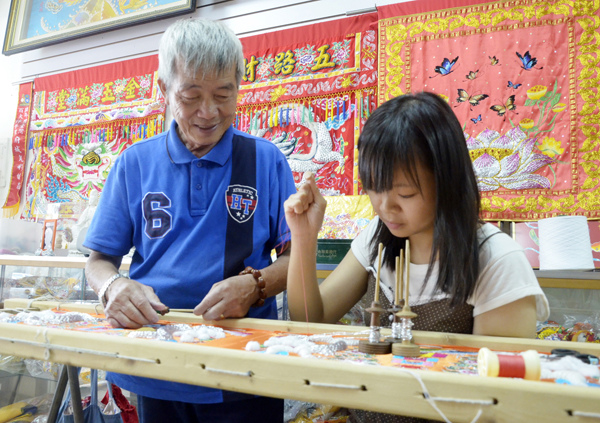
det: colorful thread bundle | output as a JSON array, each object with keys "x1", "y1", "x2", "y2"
[
  {"x1": 233, "y1": 89, "x2": 375, "y2": 132},
  {"x1": 477, "y1": 347, "x2": 541, "y2": 380},
  {"x1": 28, "y1": 114, "x2": 165, "y2": 150}
]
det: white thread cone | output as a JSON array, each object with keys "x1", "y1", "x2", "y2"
[{"x1": 538, "y1": 216, "x2": 594, "y2": 270}]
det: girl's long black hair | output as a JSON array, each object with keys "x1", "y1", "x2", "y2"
[{"x1": 358, "y1": 92, "x2": 481, "y2": 305}]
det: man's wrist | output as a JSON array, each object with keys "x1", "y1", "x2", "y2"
[
  {"x1": 239, "y1": 266, "x2": 267, "y2": 307},
  {"x1": 98, "y1": 273, "x2": 124, "y2": 308}
]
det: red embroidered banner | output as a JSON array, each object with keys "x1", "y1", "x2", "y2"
[
  {"x1": 33, "y1": 55, "x2": 159, "y2": 92},
  {"x1": 378, "y1": 0, "x2": 600, "y2": 220},
  {"x1": 30, "y1": 55, "x2": 162, "y2": 131},
  {"x1": 22, "y1": 56, "x2": 165, "y2": 220},
  {"x1": 3, "y1": 82, "x2": 33, "y2": 217},
  {"x1": 238, "y1": 13, "x2": 378, "y2": 196}
]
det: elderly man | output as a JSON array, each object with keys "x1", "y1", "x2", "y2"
[{"x1": 84, "y1": 18, "x2": 295, "y2": 423}]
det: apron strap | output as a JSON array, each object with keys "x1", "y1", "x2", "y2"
[{"x1": 224, "y1": 135, "x2": 257, "y2": 279}]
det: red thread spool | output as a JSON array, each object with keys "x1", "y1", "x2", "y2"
[
  {"x1": 496, "y1": 354, "x2": 526, "y2": 378},
  {"x1": 477, "y1": 347, "x2": 540, "y2": 380}
]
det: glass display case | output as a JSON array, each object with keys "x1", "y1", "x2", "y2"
[
  {"x1": 0, "y1": 255, "x2": 130, "y2": 305},
  {"x1": 0, "y1": 357, "x2": 58, "y2": 408},
  {"x1": 534, "y1": 270, "x2": 600, "y2": 326},
  {"x1": 0, "y1": 255, "x2": 131, "y2": 419}
]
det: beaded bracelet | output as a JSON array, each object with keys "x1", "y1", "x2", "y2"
[{"x1": 239, "y1": 266, "x2": 267, "y2": 307}]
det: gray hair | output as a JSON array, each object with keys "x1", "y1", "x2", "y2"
[{"x1": 158, "y1": 18, "x2": 244, "y2": 90}]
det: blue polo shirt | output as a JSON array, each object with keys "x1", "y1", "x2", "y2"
[{"x1": 84, "y1": 120, "x2": 295, "y2": 403}]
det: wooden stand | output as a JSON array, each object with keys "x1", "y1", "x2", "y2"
[
  {"x1": 359, "y1": 243, "x2": 392, "y2": 355},
  {"x1": 390, "y1": 241, "x2": 420, "y2": 356},
  {"x1": 358, "y1": 339, "x2": 392, "y2": 354},
  {"x1": 392, "y1": 339, "x2": 421, "y2": 357},
  {"x1": 358, "y1": 301, "x2": 392, "y2": 354},
  {"x1": 391, "y1": 309, "x2": 421, "y2": 357}
]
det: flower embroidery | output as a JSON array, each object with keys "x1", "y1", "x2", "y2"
[
  {"x1": 538, "y1": 136, "x2": 565, "y2": 158},
  {"x1": 467, "y1": 127, "x2": 553, "y2": 191}
]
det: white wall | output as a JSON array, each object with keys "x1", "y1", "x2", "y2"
[{"x1": 0, "y1": 0, "x2": 409, "y2": 209}]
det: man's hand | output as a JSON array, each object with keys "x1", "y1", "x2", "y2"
[
  {"x1": 86, "y1": 251, "x2": 169, "y2": 329},
  {"x1": 193, "y1": 273, "x2": 258, "y2": 320},
  {"x1": 103, "y1": 277, "x2": 168, "y2": 329}
]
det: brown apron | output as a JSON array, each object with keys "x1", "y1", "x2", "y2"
[{"x1": 348, "y1": 274, "x2": 474, "y2": 423}]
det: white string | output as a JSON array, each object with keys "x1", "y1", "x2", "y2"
[
  {"x1": 0, "y1": 335, "x2": 158, "y2": 364},
  {"x1": 27, "y1": 297, "x2": 38, "y2": 309},
  {"x1": 43, "y1": 330, "x2": 50, "y2": 361},
  {"x1": 468, "y1": 410, "x2": 483, "y2": 423},
  {"x1": 307, "y1": 381, "x2": 363, "y2": 390},
  {"x1": 202, "y1": 366, "x2": 253, "y2": 377},
  {"x1": 572, "y1": 411, "x2": 600, "y2": 419},
  {"x1": 26, "y1": 297, "x2": 97, "y2": 311},
  {"x1": 35, "y1": 328, "x2": 51, "y2": 361},
  {"x1": 428, "y1": 396, "x2": 494, "y2": 405},
  {"x1": 302, "y1": 366, "x2": 491, "y2": 422},
  {"x1": 27, "y1": 294, "x2": 55, "y2": 309},
  {"x1": 394, "y1": 368, "x2": 491, "y2": 423}
]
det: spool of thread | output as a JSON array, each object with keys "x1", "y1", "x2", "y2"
[
  {"x1": 477, "y1": 347, "x2": 540, "y2": 380},
  {"x1": 538, "y1": 215, "x2": 594, "y2": 270}
]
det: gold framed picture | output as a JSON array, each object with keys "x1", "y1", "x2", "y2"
[{"x1": 3, "y1": 0, "x2": 197, "y2": 56}]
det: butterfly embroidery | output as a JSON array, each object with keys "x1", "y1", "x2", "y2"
[
  {"x1": 435, "y1": 57, "x2": 459, "y2": 76},
  {"x1": 489, "y1": 56, "x2": 499, "y2": 66},
  {"x1": 466, "y1": 70, "x2": 479, "y2": 80},
  {"x1": 516, "y1": 51, "x2": 543, "y2": 70},
  {"x1": 456, "y1": 89, "x2": 489, "y2": 109},
  {"x1": 507, "y1": 81, "x2": 522, "y2": 89},
  {"x1": 471, "y1": 114, "x2": 482, "y2": 124},
  {"x1": 490, "y1": 95, "x2": 517, "y2": 117}
]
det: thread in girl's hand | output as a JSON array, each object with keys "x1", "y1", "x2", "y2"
[{"x1": 477, "y1": 347, "x2": 540, "y2": 380}]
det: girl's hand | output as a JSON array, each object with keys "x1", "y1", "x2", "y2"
[{"x1": 284, "y1": 173, "x2": 327, "y2": 238}]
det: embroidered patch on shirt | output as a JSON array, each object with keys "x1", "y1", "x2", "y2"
[{"x1": 226, "y1": 184, "x2": 258, "y2": 223}]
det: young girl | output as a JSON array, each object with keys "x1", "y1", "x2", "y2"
[{"x1": 284, "y1": 91, "x2": 549, "y2": 421}]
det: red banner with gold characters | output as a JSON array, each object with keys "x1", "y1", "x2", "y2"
[
  {"x1": 237, "y1": 12, "x2": 378, "y2": 197},
  {"x1": 33, "y1": 56, "x2": 159, "y2": 115},
  {"x1": 21, "y1": 55, "x2": 165, "y2": 220},
  {"x1": 378, "y1": 0, "x2": 600, "y2": 221},
  {"x1": 3, "y1": 82, "x2": 33, "y2": 217}
]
